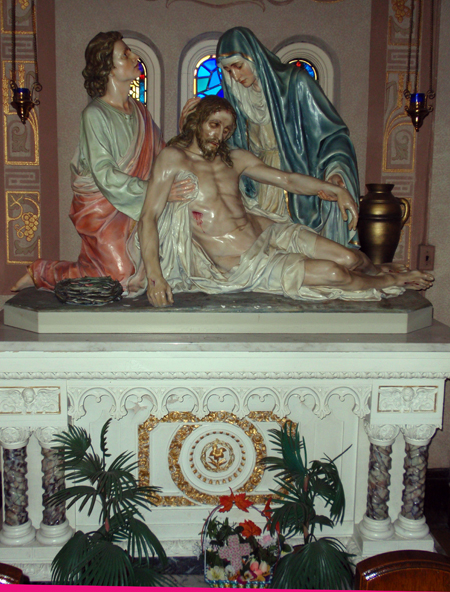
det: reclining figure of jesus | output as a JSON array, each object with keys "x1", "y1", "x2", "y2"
[{"x1": 138, "y1": 96, "x2": 433, "y2": 308}]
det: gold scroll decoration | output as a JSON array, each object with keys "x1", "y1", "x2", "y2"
[
  {"x1": 138, "y1": 410, "x2": 291, "y2": 507},
  {"x1": 1, "y1": 0, "x2": 33, "y2": 35},
  {"x1": 6, "y1": 190, "x2": 40, "y2": 263}
]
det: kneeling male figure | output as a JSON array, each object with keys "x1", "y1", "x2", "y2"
[{"x1": 138, "y1": 97, "x2": 433, "y2": 308}]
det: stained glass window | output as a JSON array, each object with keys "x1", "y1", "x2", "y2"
[
  {"x1": 129, "y1": 59, "x2": 147, "y2": 105},
  {"x1": 289, "y1": 58, "x2": 318, "y2": 81},
  {"x1": 194, "y1": 55, "x2": 223, "y2": 98}
]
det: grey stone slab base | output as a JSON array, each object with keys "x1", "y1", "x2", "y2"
[{"x1": 3, "y1": 289, "x2": 433, "y2": 335}]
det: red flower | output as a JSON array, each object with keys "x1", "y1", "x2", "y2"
[
  {"x1": 240, "y1": 519, "x2": 262, "y2": 538},
  {"x1": 262, "y1": 497, "x2": 273, "y2": 519},
  {"x1": 234, "y1": 493, "x2": 253, "y2": 512},
  {"x1": 218, "y1": 493, "x2": 234, "y2": 513}
]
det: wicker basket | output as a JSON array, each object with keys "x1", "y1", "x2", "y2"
[{"x1": 202, "y1": 502, "x2": 278, "y2": 589}]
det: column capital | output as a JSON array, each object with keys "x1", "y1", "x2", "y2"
[
  {"x1": 34, "y1": 426, "x2": 63, "y2": 449},
  {"x1": 400, "y1": 424, "x2": 438, "y2": 446},
  {"x1": 364, "y1": 421, "x2": 400, "y2": 446},
  {"x1": 0, "y1": 427, "x2": 32, "y2": 449}
]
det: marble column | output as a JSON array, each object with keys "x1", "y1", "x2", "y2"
[
  {"x1": 394, "y1": 424, "x2": 437, "y2": 539},
  {"x1": 35, "y1": 427, "x2": 73, "y2": 545},
  {"x1": 0, "y1": 427, "x2": 35, "y2": 545},
  {"x1": 358, "y1": 422, "x2": 399, "y2": 540}
]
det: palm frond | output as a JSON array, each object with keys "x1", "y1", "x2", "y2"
[
  {"x1": 51, "y1": 530, "x2": 94, "y2": 585},
  {"x1": 100, "y1": 418, "x2": 111, "y2": 459},
  {"x1": 51, "y1": 424, "x2": 91, "y2": 464},
  {"x1": 261, "y1": 424, "x2": 308, "y2": 484},
  {"x1": 48, "y1": 420, "x2": 168, "y2": 586},
  {"x1": 124, "y1": 515, "x2": 168, "y2": 567},
  {"x1": 272, "y1": 537, "x2": 354, "y2": 589},
  {"x1": 308, "y1": 459, "x2": 346, "y2": 524},
  {"x1": 47, "y1": 485, "x2": 98, "y2": 515},
  {"x1": 76, "y1": 537, "x2": 134, "y2": 586},
  {"x1": 133, "y1": 564, "x2": 175, "y2": 587}
]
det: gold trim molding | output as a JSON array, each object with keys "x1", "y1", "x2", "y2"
[{"x1": 138, "y1": 410, "x2": 290, "y2": 507}]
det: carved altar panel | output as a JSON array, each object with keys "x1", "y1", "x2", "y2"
[
  {"x1": 370, "y1": 379, "x2": 444, "y2": 426},
  {"x1": 0, "y1": 380, "x2": 66, "y2": 426}
]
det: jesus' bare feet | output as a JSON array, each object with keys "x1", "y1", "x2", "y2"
[
  {"x1": 376, "y1": 262, "x2": 408, "y2": 274},
  {"x1": 11, "y1": 272, "x2": 34, "y2": 292},
  {"x1": 392, "y1": 270, "x2": 434, "y2": 291}
]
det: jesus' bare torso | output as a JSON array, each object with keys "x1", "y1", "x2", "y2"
[{"x1": 173, "y1": 148, "x2": 274, "y2": 271}]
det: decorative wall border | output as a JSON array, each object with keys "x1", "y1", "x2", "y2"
[
  {"x1": 1, "y1": 0, "x2": 42, "y2": 270},
  {"x1": 1, "y1": 371, "x2": 448, "y2": 380}
]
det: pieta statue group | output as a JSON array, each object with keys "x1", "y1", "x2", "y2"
[{"x1": 12, "y1": 28, "x2": 433, "y2": 304}]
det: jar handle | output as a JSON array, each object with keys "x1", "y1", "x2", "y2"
[{"x1": 399, "y1": 198, "x2": 410, "y2": 228}]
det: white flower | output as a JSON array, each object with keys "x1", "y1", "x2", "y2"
[
  {"x1": 206, "y1": 566, "x2": 226, "y2": 581},
  {"x1": 225, "y1": 564, "x2": 235, "y2": 576}
]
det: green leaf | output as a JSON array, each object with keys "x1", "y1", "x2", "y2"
[
  {"x1": 77, "y1": 537, "x2": 134, "y2": 586},
  {"x1": 133, "y1": 564, "x2": 174, "y2": 587},
  {"x1": 49, "y1": 420, "x2": 168, "y2": 586},
  {"x1": 51, "y1": 530, "x2": 94, "y2": 585},
  {"x1": 272, "y1": 538, "x2": 354, "y2": 589},
  {"x1": 100, "y1": 418, "x2": 112, "y2": 458},
  {"x1": 125, "y1": 515, "x2": 168, "y2": 567},
  {"x1": 51, "y1": 424, "x2": 91, "y2": 465},
  {"x1": 261, "y1": 424, "x2": 308, "y2": 484}
]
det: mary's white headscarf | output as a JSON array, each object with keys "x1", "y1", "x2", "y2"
[{"x1": 219, "y1": 54, "x2": 270, "y2": 126}]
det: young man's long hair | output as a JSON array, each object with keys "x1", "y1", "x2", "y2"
[
  {"x1": 168, "y1": 96, "x2": 237, "y2": 167},
  {"x1": 82, "y1": 31, "x2": 122, "y2": 98}
]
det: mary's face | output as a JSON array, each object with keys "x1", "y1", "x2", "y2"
[{"x1": 222, "y1": 59, "x2": 257, "y2": 89}]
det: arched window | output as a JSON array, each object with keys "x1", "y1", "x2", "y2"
[
  {"x1": 194, "y1": 55, "x2": 223, "y2": 98},
  {"x1": 129, "y1": 59, "x2": 147, "y2": 105},
  {"x1": 180, "y1": 37, "x2": 335, "y2": 112},
  {"x1": 276, "y1": 42, "x2": 334, "y2": 101},
  {"x1": 123, "y1": 36, "x2": 162, "y2": 128},
  {"x1": 288, "y1": 58, "x2": 318, "y2": 82},
  {"x1": 180, "y1": 37, "x2": 221, "y2": 109}
]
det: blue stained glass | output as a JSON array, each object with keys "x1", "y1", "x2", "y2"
[
  {"x1": 202, "y1": 57, "x2": 217, "y2": 71},
  {"x1": 210, "y1": 70, "x2": 221, "y2": 88},
  {"x1": 197, "y1": 78, "x2": 208, "y2": 93},
  {"x1": 194, "y1": 55, "x2": 223, "y2": 98},
  {"x1": 303, "y1": 63, "x2": 315, "y2": 78},
  {"x1": 198, "y1": 65, "x2": 212, "y2": 77},
  {"x1": 291, "y1": 58, "x2": 318, "y2": 81}
]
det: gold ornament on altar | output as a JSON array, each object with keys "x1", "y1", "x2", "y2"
[
  {"x1": 403, "y1": 0, "x2": 435, "y2": 131},
  {"x1": 201, "y1": 438, "x2": 235, "y2": 472},
  {"x1": 9, "y1": 0, "x2": 42, "y2": 124},
  {"x1": 138, "y1": 411, "x2": 290, "y2": 507}
]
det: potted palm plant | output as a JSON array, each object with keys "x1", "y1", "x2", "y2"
[
  {"x1": 261, "y1": 422, "x2": 354, "y2": 589},
  {"x1": 47, "y1": 419, "x2": 171, "y2": 586}
]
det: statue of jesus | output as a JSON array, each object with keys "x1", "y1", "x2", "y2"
[{"x1": 138, "y1": 97, "x2": 433, "y2": 308}]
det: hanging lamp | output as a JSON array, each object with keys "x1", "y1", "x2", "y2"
[
  {"x1": 403, "y1": 0, "x2": 435, "y2": 132},
  {"x1": 9, "y1": 0, "x2": 42, "y2": 125}
]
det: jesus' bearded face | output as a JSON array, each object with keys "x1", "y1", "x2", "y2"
[{"x1": 195, "y1": 110, "x2": 235, "y2": 160}]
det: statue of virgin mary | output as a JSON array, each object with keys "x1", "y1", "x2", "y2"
[{"x1": 217, "y1": 27, "x2": 360, "y2": 248}]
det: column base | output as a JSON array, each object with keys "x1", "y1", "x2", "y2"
[
  {"x1": 358, "y1": 514, "x2": 395, "y2": 540},
  {"x1": 36, "y1": 519, "x2": 73, "y2": 546},
  {"x1": 0, "y1": 520, "x2": 35, "y2": 546},
  {"x1": 394, "y1": 513, "x2": 430, "y2": 539}
]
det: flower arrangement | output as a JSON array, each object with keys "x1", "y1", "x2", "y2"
[{"x1": 202, "y1": 491, "x2": 289, "y2": 588}]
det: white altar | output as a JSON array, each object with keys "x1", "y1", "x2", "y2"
[{"x1": 0, "y1": 303, "x2": 449, "y2": 581}]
